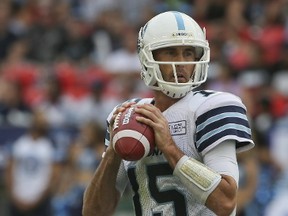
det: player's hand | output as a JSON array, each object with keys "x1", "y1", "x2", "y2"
[
  {"x1": 134, "y1": 104, "x2": 174, "y2": 153},
  {"x1": 135, "y1": 103, "x2": 185, "y2": 168},
  {"x1": 109, "y1": 102, "x2": 136, "y2": 130},
  {"x1": 107, "y1": 102, "x2": 136, "y2": 156}
]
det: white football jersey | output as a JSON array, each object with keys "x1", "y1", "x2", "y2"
[
  {"x1": 105, "y1": 90, "x2": 254, "y2": 216},
  {"x1": 11, "y1": 134, "x2": 56, "y2": 204}
]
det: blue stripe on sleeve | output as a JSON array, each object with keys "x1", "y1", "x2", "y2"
[
  {"x1": 196, "y1": 105, "x2": 247, "y2": 125},
  {"x1": 198, "y1": 129, "x2": 252, "y2": 152},
  {"x1": 196, "y1": 112, "x2": 248, "y2": 132},
  {"x1": 195, "y1": 105, "x2": 252, "y2": 152}
]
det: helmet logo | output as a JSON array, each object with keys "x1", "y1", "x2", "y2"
[{"x1": 172, "y1": 32, "x2": 193, "y2": 37}]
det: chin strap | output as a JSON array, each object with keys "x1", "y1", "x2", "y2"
[{"x1": 173, "y1": 155, "x2": 222, "y2": 204}]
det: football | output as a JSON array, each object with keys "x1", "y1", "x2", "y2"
[{"x1": 112, "y1": 106, "x2": 155, "y2": 161}]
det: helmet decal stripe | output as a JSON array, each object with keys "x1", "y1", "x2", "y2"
[{"x1": 172, "y1": 11, "x2": 185, "y2": 30}]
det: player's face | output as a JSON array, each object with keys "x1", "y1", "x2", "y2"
[{"x1": 153, "y1": 46, "x2": 196, "y2": 83}]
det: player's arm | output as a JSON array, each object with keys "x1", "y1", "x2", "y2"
[
  {"x1": 201, "y1": 141, "x2": 239, "y2": 215},
  {"x1": 163, "y1": 139, "x2": 238, "y2": 216},
  {"x1": 82, "y1": 102, "x2": 134, "y2": 216},
  {"x1": 82, "y1": 145, "x2": 122, "y2": 216},
  {"x1": 135, "y1": 104, "x2": 238, "y2": 216},
  {"x1": 159, "y1": 138, "x2": 238, "y2": 216},
  {"x1": 236, "y1": 150, "x2": 259, "y2": 213}
]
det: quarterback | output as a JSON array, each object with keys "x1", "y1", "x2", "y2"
[{"x1": 82, "y1": 11, "x2": 254, "y2": 216}]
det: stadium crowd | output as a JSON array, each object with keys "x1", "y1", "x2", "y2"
[{"x1": 0, "y1": 0, "x2": 287, "y2": 215}]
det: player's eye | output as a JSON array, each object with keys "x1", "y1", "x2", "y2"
[{"x1": 184, "y1": 49, "x2": 196, "y2": 60}]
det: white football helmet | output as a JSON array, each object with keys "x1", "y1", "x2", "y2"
[{"x1": 137, "y1": 11, "x2": 210, "y2": 98}]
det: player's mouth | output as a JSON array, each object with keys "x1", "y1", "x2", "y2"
[{"x1": 175, "y1": 73, "x2": 188, "y2": 83}]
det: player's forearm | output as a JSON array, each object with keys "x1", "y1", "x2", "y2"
[
  {"x1": 206, "y1": 174, "x2": 237, "y2": 216},
  {"x1": 157, "y1": 136, "x2": 185, "y2": 169},
  {"x1": 163, "y1": 141, "x2": 235, "y2": 215},
  {"x1": 162, "y1": 145, "x2": 184, "y2": 169},
  {"x1": 82, "y1": 147, "x2": 122, "y2": 216},
  {"x1": 173, "y1": 155, "x2": 237, "y2": 216}
]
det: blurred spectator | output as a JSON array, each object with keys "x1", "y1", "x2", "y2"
[
  {"x1": 0, "y1": 79, "x2": 32, "y2": 127},
  {"x1": 265, "y1": 193, "x2": 288, "y2": 216},
  {"x1": 77, "y1": 0, "x2": 118, "y2": 22},
  {"x1": 270, "y1": 71, "x2": 288, "y2": 118},
  {"x1": 269, "y1": 118, "x2": 288, "y2": 175},
  {"x1": 118, "y1": 0, "x2": 155, "y2": 27},
  {"x1": 91, "y1": 9, "x2": 128, "y2": 63},
  {"x1": 259, "y1": 1, "x2": 286, "y2": 68},
  {"x1": 205, "y1": 0, "x2": 226, "y2": 21},
  {"x1": 102, "y1": 27, "x2": 140, "y2": 75},
  {"x1": 0, "y1": 1, "x2": 20, "y2": 61},
  {"x1": 2, "y1": 38, "x2": 30, "y2": 66},
  {"x1": 51, "y1": 63, "x2": 114, "y2": 127},
  {"x1": 265, "y1": 115, "x2": 288, "y2": 216},
  {"x1": 51, "y1": 121, "x2": 105, "y2": 216},
  {"x1": 53, "y1": 62, "x2": 88, "y2": 99},
  {"x1": 225, "y1": 0, "x2": 247, "y2": 31},
  {"x1": 244, "y1": 0, "x2": 266, "y2": 26},
  {"x1": 5, "y1": 110, "x2": 60, "y2": 216},
  {"x1": 61, "y1": 16, "x2": 94, "y2": 62},
  {"x1": 102, "y1": 26, "x2": 151, "y2": 100},
  {"x1": 236, "y1": 144, "x2": 259, "y2": 216},
  {"x1": 243, "y1": 130, "x2": 281, "y2": 216},
  {"x1": 34, "y1": 76, "x2": 72, "y2": 128},
  {"x1": 238, "y1": 70, "x2": 270, "y2": 121},
  {"x1": 75, "y1": 79, "x2": 119, "y2": 128},
  {"x1": 274, "y1": 43, "x2": 288, "y2": 72},
  {"x1": 207, "y1": 62, "x2": 242, "y2": 96},
  {"x1": 153, "y1": 0, "x2": 192, "y2": 16},
  {"x1": 223, "y1": 30, "x2": 261, "y2": 72},
  {"x1": 25, "y1": 1, "x2": 67, "y2": 63},
  {"x1": 69, "y1": 121, "x2": 105, "y2": 188},
  {"x1": 1, "y1": 38, "x2": 42, "y2": 107}
]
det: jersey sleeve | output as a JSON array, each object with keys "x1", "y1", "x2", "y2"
[
  {"x1": 104, "y1": 106, "x2": 117, "y2": 147},
  {"x1": 194, "y1": 92, "x2": 254, "y2": 155}
]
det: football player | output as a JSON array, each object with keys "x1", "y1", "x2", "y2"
[{"x1": 82, "y1": 11, "x2": 254, "y2": 216}]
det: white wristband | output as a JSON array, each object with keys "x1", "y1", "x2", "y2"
[{"x1": 173, "y1": 155, "x2": 221, "y2": 204}]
